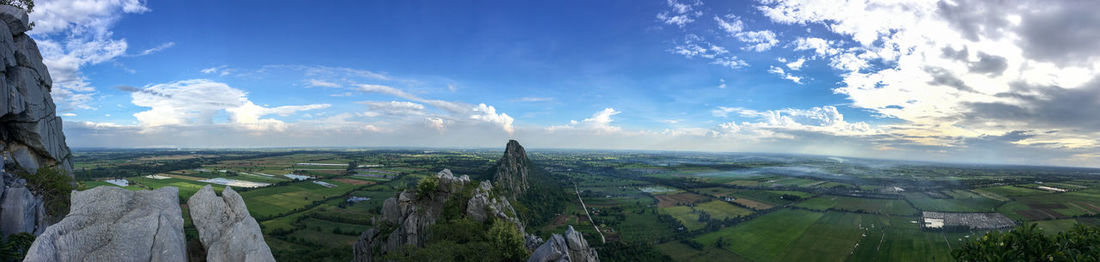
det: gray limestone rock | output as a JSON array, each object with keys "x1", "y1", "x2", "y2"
[
  {"x1": 0, "y1": 182, "x2": 38, "y2": 236},
  {"x1": 23, "y1": 186, "x2": 187, "y2": 262},
  {"x1": 0, "y1": 5, "x2": 27, "y2": 35},
  {"x1": 187, "y1": 185, "x2": 274, "y2": 262},
  {"x1": 527, "y1": 226, "x2": 599, "y2": 262}
]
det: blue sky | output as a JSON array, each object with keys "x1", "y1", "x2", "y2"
[{"x1": 29, "y1": 0, "x2": 1100, "y2": 167}]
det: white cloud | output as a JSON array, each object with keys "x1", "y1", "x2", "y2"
[
  {"x1": 548, "y1": 108, "x2": 623, "y2": 134},
  {"x1": 715, "y1": 106, "x2": 878, "y2": 137},
  {"x1": 791, "y1": 37, "x2": 838, "y2": 57},
  {"x1": 470, "y1": 103, "x2": 515, "y2": 134},
  {"x1": 359, "y1": 101, "x2": 426, "y2": 117},
  {"x1": 137, "y1": 41, "x2": 174, "y2": 56},
  {"x1": 200, "y1": 65, "x2": 233, "y2": 76},
  {"x1": 657, "y1": 0, "x2": 703, "y2": 28},
  {"x1": 736, "y1": 30, "x2": 779, "y2": 52},
  {"x1": 782, "y1": 57, "x2": 806, "y2": 70},
  {"x1": 130, "y1": 79, "x2": 328, "y2": 132},
  {"x1": 308, "y1": 79, "x2": 342, "y2": 88},
  {"x1": 718, "y1": 78, "x2": 726, "y2": 89},
  {"x1": 768, "y1": 66, "x2": 803, "y2": 84},
  {"x1": 30, "y1": 0, "x2": 150, "y2": 110},
  {"x1": 714, "y1": 14, "x2": 744, "y2": 35}
]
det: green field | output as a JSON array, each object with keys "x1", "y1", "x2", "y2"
[
  {"x1": 241, "y1": 180, "x2": 363, "y2": 219},
  {"x1": 795, "y1": 195, "x2": 918, "y2": 216},
  {"x1": 696, "y1": 200, "x2": 754, "y2": 219},
  {"x1": 661, "y1": 206, "x2": 706, "y2": 231},
  {"x1": 904, "y1": 193, "x2": 1001, "y2": 212},
  {"x1": 695, "y1": 209, "x2": 824, "y2": 261}
]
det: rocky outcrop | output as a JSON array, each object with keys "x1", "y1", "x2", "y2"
[
  {"x1": 0, "y1": 4, "x2": 74, "y2": 239},
  {"x1": 494, "y1": 140, "x2": 530, "y2": 198},
  {"x1": 187, "y1": 185, "x2": 274, "y2": 262},
  {"x1": 466, "y1": 180, "x2": 523, "y2": 230},
  {"x1": 527, "y1": 226, "x2": 599, "y2": 262},
  {"x1": 23, "y1": 186, "x2": 187, "y2": 262},
  {"x1": 0, "y1": 172, "x2": 44, "y2": 237},
  {"x1": 355, "y1": 169, "x2": 472, "y2": 261},
  {"x1": 0, "y1": 5, "x2": 71, "y2": 176}
]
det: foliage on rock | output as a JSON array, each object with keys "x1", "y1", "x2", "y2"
[{"x1": 19, "y1": 166, "x2": 72, "y2": 218}]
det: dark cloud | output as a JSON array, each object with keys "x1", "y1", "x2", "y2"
[
  {"x1": 969, "y1": 52, "x2": 1007, "y2": 75},
  {"x1": 941, "y1": 46, "x2": 969, "y2": 62},
  {"x1": 981, "y1": 130, "x2": 1035, "y2": 142},
  {"x1": 113, "y1": 85, "x2": 172, "y2": 98},
  {"x1": 963, "y1": 77, "x2": 1100, "y2": 130},
  {"x1": 924, "y1": 67, "x2": 976, "y2": 92},
  {"x1": 936, "y1": 0, "x2": 1013, "y2": 41},
  {"x1": 1018, "y1": 1, "x2": 1100, "y2": 65}
]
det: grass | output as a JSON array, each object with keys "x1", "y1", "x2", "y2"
[
  {"x1": 241, "y1": 179, "x2": 361, "y2": 219},
  {"x1": 795, "y1": 195, "x2": 918, "y2": 216},
  {"x1": 695, "y1": 209, "x2": 824, "y2": 261},
  {"x1": 695, "y1": 200, "x2": 753, "y2": 219},
  {"x1": 976, "y1": 185, "x2": 1048, "y2": 197},
  {"x1": 848, "y1": 215, "x2": 970, "y2": 262},
  {"x1": 904, "y1": 192, "x2": 1002, "y2": 212},
  {"x1": 655, "y1": 241, "x2": 751, "y2": 262},
  {"x1": 661, "y1": 206, "x2": 706, "y2": 231},
  {"x1": 1030, "y1": 219, "x2": 1079, "y2": 235}
]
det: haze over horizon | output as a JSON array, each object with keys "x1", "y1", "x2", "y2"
[{"x1": 32, "y1": 0, "x2": 1100, "y2": 167}]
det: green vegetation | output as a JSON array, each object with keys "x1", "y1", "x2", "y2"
[
  {"x1": 0, "y1": 232, "x2": 34, "y2": 261},
  {"x1": 953, "y1": 224, "x2": 1100, "y2": 261},
  {"x1": 904, "y1": 192, "x2": 1001, "y2": 212},
  {"x1": 21, "y1": 166, "x2": 74, "y2": 218},
  {"x1": 795, "y1": 195, "x2": 917, "y2": 216},
  {"x1": 695, "y1": 209, "x2": 824, "y2": 261},
  {"x1": 71, "y1": 147, "x2": 1100, "y2": 262}
]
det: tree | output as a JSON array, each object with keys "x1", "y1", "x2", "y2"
[{"x1": 953, "y1": 224, "x2": 1100, "y2": 261}]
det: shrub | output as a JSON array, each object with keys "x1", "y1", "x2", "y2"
[
  {"x1": 953, "y1": 224, "x2": 1100, "y2": 261},
  {"x1": 21, "y1": 166, "x2": 74, "y2": 219},
  {"x1": 415, "y1": 175, "x2": 439, "y2": 199}
]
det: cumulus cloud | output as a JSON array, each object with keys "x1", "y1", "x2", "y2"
[
  {"x1": 754, "y1": 0, "x2": 1100, "y2": 154},
  {"x1": 470, "y1": 104, "x2": 515, "y2": 134},
  {"x1": 130, "y1": 79, "x2": 328, "y2": 132},
  {"x1": 548, "y1": 108, "x2": 623, "y2": 134},
  {"x1": 715, "y1": 106, "x2": 878, "y2": 137},
  {"x1": 31, "y1": 0, "x2": 150, "y2": 110}
]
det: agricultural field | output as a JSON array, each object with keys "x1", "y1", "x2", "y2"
[
  {"x1": 71, "y1": 148, "x2": 1100, "y2": 262},
  {"x1": 904, "y1": 192, "x2": 1002, "y2": 212},
  {"x1": 795, "y1": 195, "x2": 918, "y2": 216}
]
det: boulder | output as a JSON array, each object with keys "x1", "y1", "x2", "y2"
[
  {"x1": 23, "y1": 186, "x2": 187, "y2": 262},
  {"x1": 187, "y1": 185, "x2": 274, "y2": 262},
  {"x1": 0, "y1": 181, "x2": 40, "y2": 236},
  {"x1": 527, "y1": 226, "x2": 599, "y2": 262},
  {"x1": 0, "y1": 5, "x2": 27, "y2": 35}
]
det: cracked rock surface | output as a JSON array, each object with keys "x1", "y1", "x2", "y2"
[
  {"x1": 23, "y1": 186, "x2": 187, "y2": 262},
  {"x1": 188, "y1": 185, "x2": 274, "y2": 262}
]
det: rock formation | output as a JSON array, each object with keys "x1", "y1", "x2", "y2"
[
  {"x1": 0, "y1": 4, "x2": 74, "y2": 239},
  {"x1": 187, "y1": 185, "x2": 275, "y2": 262},
  {"x1": 355, "y1": 140, "x2": 599, "y2": 262},
  {"x1": 527, "y1": 226, "x2": 600, "y2": 262},
  {"x1": 22, "y1": 186, "x2": 187, "y2": 262},
  {"x1": 354, "y1": 169, "x2": 473, "y2": 261},
  {"x1": 0, "y1": 5, "x2": 72, "y2": 176},
  {"x1": 494, "y1": 140, "x2": 530, "y2": 198}
]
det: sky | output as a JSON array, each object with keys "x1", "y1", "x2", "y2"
[{"x1": 28, "y1": 0, "x2": 1100, "y2": 167}]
